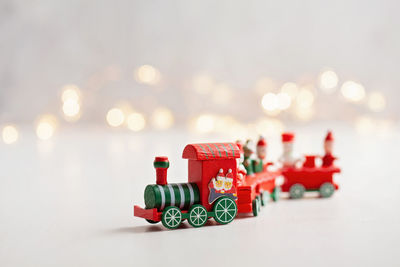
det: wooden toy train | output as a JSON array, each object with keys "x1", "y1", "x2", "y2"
[{"x1": 134, "y1": 131, "x2": 341, "y2": 229}]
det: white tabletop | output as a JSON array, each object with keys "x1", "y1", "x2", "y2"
[{"x1": 0, "y1": 125, "x2": 399, "y2": 267}]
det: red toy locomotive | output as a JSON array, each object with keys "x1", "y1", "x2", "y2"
[{"x1": 134, "y1": 142, "x2": 280, "y2": 229}]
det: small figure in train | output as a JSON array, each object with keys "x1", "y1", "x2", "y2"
[
  {"x1": 243, "y1": 140, "x2": 255, "y2": 175},
  {"x1": 322, "y1": 131, "x2": 336, "y2": 167},
  {"x1": 253, "y1": 136, "x2": 267, "y2": 173},
  {"x1": 279, "y1": 132, "x2": 300, "y2": 168},
  {"x1": 236, "y1": 141, "x2": 247, "y2": 183}
]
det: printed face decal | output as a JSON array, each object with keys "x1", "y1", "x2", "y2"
[{"x1": 208, "y1": 168, "x2": 237, "y2": 204}]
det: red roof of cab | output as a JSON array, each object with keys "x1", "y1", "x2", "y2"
[{"x1": 182, "y1": 143, "x2": 240, "y2": 160}]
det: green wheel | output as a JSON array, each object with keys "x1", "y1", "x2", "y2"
[
  {"x1": 252, "y1": 197, "x2": 261, "y2": 216},
  {"x1": 261, "y1": 191, "x2": 269, "y2": 206},
  {"x1": 271, "y1": 187, "x2": 281, "y2": 202},
  {"x1": 145, "y1": 219, "x2": 159, "y2": 224},
  {"x1": 213, "y1": 197, "x2": 237, "y2": 225},
  {"x1": 161, "y1": 206, "x2": 182, "y2": 229},
  {"x1": 188, "y1": 204, "x2": 208, "y2": 228},
  {"x1": 289, "y1": 184, "x2": 305, "y2": 199},
  {"x1": 320, "y1": 182, "x2": 335, "y2": 198}
]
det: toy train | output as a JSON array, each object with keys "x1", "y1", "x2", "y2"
[{"x1": 134, "y1": 132, "x2": 341, "y2": 229}]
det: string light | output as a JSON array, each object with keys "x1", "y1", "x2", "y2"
[
  {"x1": 341, "y1": 81, "x2": 365, "y2": 102},
  {"x1": 367, "y1": 91, "x2": 386, "y2": 112},
  {"x1": 2, "y1": 125, "x2": 19, "y2": 144},
  {"x1": 134, "y1": 65, "x2": 160, "y2": 85},
  {"x1": 106, "y1": 108, "x2": 125, "y2": 127},
  {"x1": 261, "y1": 93, "x2": 278, "y2": 111},
  {"x1": 151, "y1": 107, "x2": 174, "y2": 130},
  {"x1": 319, "y1": 70, "x2": 338, "y2": 93},
  {"x1": 126, "y1": 112, "x2": 146, "y2": 132},
  {"x1": 36, "y1": 115, "x2": 57, "y2": 140},
  {"x1": 61, "y1": 85, "x2": 81, "y2": 121}
]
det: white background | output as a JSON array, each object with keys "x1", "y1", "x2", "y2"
[{"x1": 1, "y1": 125, "x2": 399, "y2": 267}]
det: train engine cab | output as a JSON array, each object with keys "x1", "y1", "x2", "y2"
[{"x1": 134, "y1": 143, "x2": 240, "y2": 229}]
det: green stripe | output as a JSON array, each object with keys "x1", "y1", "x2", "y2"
[
  {"x1": 206, "y1": 144, "x2": 216, "y2": 158},
  {"x1": 172, "y1": 184, "x2": 181, "y2": 208},
  {"x1": 191, "y1": 183, "x2": 200, "y2": 203},
  {"x1": 182, "y1": 183, "x2": 191, "y2": 209},
  {"x1": 228, "y1": 143, "x2": 235, "y2": 157},
  {"x1": 198, "y1": 144, "x2": 209, "y2": 159},
  {"x1": 164, "y1": 185, "x2": 171, "y2": 207},
  {"x1": 153, "y1": 161, "x2": 169, "y2": 168},
  {"x1": 221, "y1": 143, "x2": 229, "y2": 157},
  {"x1": 212, "y1": 143, "x2": 222, "y2": 158}
]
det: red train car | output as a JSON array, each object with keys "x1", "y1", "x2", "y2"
[
  {"x1": 134, "y1": 142, "x2": 281, "y2": 229},
  {"x1": 281, "y1": 155, "x2": 341, "y2": 199}
]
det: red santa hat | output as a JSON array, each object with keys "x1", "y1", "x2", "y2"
[
  {"x1": 282, "y1": 132, "x2": 295, "y2": 143},
  {"x1": 257, "y1": 136, "x2": 267, "y2": 147},
  {"x1": 225, "y1": 169, "x2": 234, "y2": 180},
  {"x1": 325, "y1": 131, "x2": 334, "y2": 142},
  {"x1": 217, "y1": 168, "x2": 224, "y2": 179}
]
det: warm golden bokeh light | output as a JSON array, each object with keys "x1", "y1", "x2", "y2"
[
  {"x1": 355, "y1": 116, "x2": 374, "y2": 134},
  {"x1": 61, "y1": 85, "x2": 81, "y2": 102},
  {"x1": 134, "y1": 65, "x2": 160, "y2": 85},
  {"x1": 195, "y1": 114, "x2": 216, "y2": 133},
  {"x1": 151, "y1": 107, "x2": 174, "y2": 130},
  {"x1": 106, "y1": 108, "x2": 125, "y2": 127},
  {"x1": 295, "y1": 89, "x2": 314, "y2": 108},
  {"x1": 254, "y1": 77, "x2": 276, "y2": 95},
  {"x1": 367, "y1": 91, "x2": 386, "y2": 112},
  {"x1": 2, "y1": 125, "x2": 19, "y2": 144},
  {"x1": 255, "y1": 118, "x2": 284, "y2": 136},
  {"x1": 126, "y1": 112, "x2": 146, "y2": 132},
  {"x1": 280, "y1": 82, "x2": 298, "y2": 99},
  {"x1": 261, "y1": 93, "x2": 278, "y2": 111},
  {"x1": 276, "y1": 92, "x2": 291, "y2": 110},
  {"x1": 294, "y1": 106, "x2": 315, "y2": 121},
  {"x1": 341, "y1": 81, "x2": 365, "y2": 102},
  {"x1": 62, "y1": 99, "x2": 81, "y2": 118},
  {"x1": 319, "y1": 70, "x2": 339, "y2": 93},
  {"x1": 36, "y1": 115, "x2": 57, "y2": 140}
]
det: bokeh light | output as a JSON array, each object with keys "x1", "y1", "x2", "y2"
[
  {"x1": 2, "y1": 125, "x2": 19, "y2": 144},
  {"x1": 255, "y1": 77, "x2": 276, "y2": 95},
  {"x1": 295, "y1": 89, "x2": 314, "y2": 108},
  {"x1": 61, "y1": 85, "x2": 81, "y2": 102},
  {"x1": 151, "y1": 107, "x2": 174, "y2": 130},
  {"x1": 319, "y1": 70, "x2": 339, "y2": 93},
  {"x1": 367, "y1": 91, "x2": 386, "y2": 112},
  {"x1": 126, "y1": 112, "x2": 146, "y2": 132},
  {"x1": 280, "y1": 82, "x2": 298, "y2": 99},
  {"x1": 261, "y1": 93, "x2": 278, "y2": 111},
  {"x1": 106, "y1": 108, "x2": 125, "y2": 127},
  {"x1": 255, "y1": 118, "x2": 284, "y2": 136},
  {"x1": 36, "y1": 115, "x2": 57, "y2": 140},
  {"x1": 294, "y1": 106, "x2": 315, "y2": 121},
  {"x1": 134, "y1": 65, "x2": 160, "y2": 85},
  {"x1": 355, "y1": 116, "x2": 374, "y2": 134},
  {"x1": 341, "y1": 81, "x2": 365, "y2": 102},
  {"x1": 276, "y1": 92, "x2": 291, "y2": 110},
  {"x1": 62, "y1": 99, "x2": 81, "y2": 118},
  {"x1": 195, "y1": 114, "x2": 216, "y2": 133}
]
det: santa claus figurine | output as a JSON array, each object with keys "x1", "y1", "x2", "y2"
[
  {"x1": 243, "y1": 140, "x2": 255, "y2": 175},
  {"x1": 253, "y1": 136, "x2": 267, "y2": 173},
  {"x1": 279, "y1": 132, "x2": 299, "y2": 168},
  {"x1": 322, "y1": 131, "x2": 336, "y2": 167},
  {"x1": 235, "y1": 141, "x2": 247, "y2": 183}
]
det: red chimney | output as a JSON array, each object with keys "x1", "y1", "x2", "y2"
[{"x1": 153, "y1": 156, "x2": 169, "y2": 185}]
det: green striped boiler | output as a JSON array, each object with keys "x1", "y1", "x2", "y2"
[{"x1": 144, "y1": 183, "x2": 200, "y2": 210}]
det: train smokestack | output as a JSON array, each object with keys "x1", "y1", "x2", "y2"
[{"x1": 154, "y1": 156, "x2": 169, "y2": 185}]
